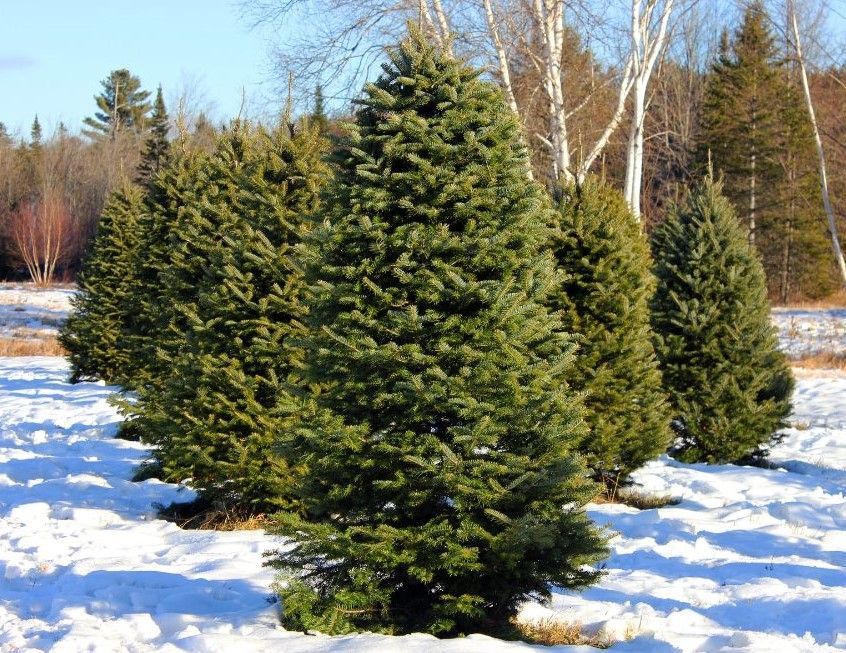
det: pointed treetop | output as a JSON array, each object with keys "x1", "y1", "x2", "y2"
[
  {"x1": 30, "y1": 115, "x2": 42, "y2": 148},
  {"x1": 310, "y1": 83, "x2": 328, "y2": 132},
  {"x1": 136, "y1": 85, "x2": 171, "y2": 186}
]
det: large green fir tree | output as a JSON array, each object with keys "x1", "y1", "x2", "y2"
[
  {"x1": 134, "y1": 122, "x2": 329, "y2": 511},
  {"x1": 60, "y1": 183, "x2": 145, "y2": 385},
  {"x1": 651, "y1": 177, "x2": 793, "y2": 464},
  {"x1": 549, "y1": 179, "x2": 670, "y2": 485},
  {"x1": 268, "y1": 30, "x2": 607, "y2": 637},
  {"x1": 697, "y1": 3, "x2": 836, "y2": 300}
]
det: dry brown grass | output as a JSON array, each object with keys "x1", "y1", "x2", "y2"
[
  {"x1": 0, "y1": 336, "x2": 65, "y2": 356},
  {"x1": 192, "y1": 512, "x2": 269, "y2": 531},
  {"x1": 594, "y1": 487, "x2": 680, "y2": 510},
  {"x1": 515, "y1": 618, "x2": 618, "y2": 647},
  {"x1": 157, "y1": 499, "x2": 269, "y2": 531},
  {"x1": 776, "y1": 289, "x2": 846, "y2": 309},
  {"x1": 788, "y1": 352, "x2": 846, "y2": 371}
]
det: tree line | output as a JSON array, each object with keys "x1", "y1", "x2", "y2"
[
  {"x1": 0, "y1": 70, "x2": 217, "y2": 283},
  {"x1": 60, "y1": 28, "x2": 791, "y2": 639},
  {"x1": 3, "y1": 2, "x2": 846, "y2": 301}
]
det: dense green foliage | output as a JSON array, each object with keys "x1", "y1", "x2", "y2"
[
  {"x1": 134, "y1": 122, "x2": 329, "y2": 510},
  {"x1": 696, "y1": 2, "x2": 837, "y2": 301},
  {"x1": 60, "y1": 183, "x2": 145, "y2": 385},
  {"x1": 549, "y1": 180, "x2": 670, "y2": 484},
  {"x1": 651, "y1": 177, "x2": 793, "y2": 464},
  {"x1": 120, "y1": 142, "x2": 210, "y2": 391},
  {"x1": 268, "y1": 30, "x2": 607, "y2": 637}
]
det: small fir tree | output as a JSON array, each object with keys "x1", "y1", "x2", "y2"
[
  {"x1": 268, "y1": 29, "x2": 607, "y2": 637},
  {"x1": 549, "y1": 179, "x2": 670, "y2": 485},
  {"x1": 651, "y1": 176, "x2": 793, "y2": 464},
  {"x1": 60, "y1": 183, "x2": 145, "y2": 385},
  {"x1": 136, "y1": 86, "x2": 170, "y2": 186},
  {"x1": 135, "y1": 122, "x2": 329, "y2": 511}
]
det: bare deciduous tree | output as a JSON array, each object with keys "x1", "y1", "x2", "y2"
[
  {"x1": 245, "y1": 0, "x2": 681, "y2": 203},
  {"x1": 7, "y1": 191, "x2": 77, "y2": 286},
  {"x1": 623, "y1": 0, "x2": 675, "y2": 218}
]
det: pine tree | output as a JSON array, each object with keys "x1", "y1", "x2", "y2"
[
  {"x1": 549, "y1": 179, "x2": 670, "y2": 485},
  {"x1": 651, "y1": 176, "x2": 793, "y2": 464},
  {"x1": 696, "y1": 2, "x2": 835, "y2": 299},
  {"x1": 134, "y1": 122, "x2": 329, "y2": 511},
  {"x1": 136, "y1": 86, "x2": 170, "y2": 185},
  {"x1": 60, "y1": 183, "x2": 144, "y2": 385},
  {"x1": 268, "y1": 29, "x2": 607, "y2": 637},
  {"x1": 83, "y1": 69, "x2": 152, "y2": 140}
]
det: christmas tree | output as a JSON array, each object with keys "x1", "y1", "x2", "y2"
[
  {"x1": 651, "y1": 176, "x2": 793, "y2": 464},
  {"x1": 120, "y1": 140, "x2": 209, "y2": 391},
  {"x1": 268, "y1": 29, "x2": 607, "y2": 637},
  {"x1": 136, "y1": 122, "x2": 329, "y2": 511},
  {"x1": 60, "y1": 182, "x2": 144, "y2": 385},
  {"x1": 549, "y1": 179, "x2": 670, "y2": 485}
]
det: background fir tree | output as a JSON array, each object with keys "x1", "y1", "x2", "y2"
[
  {"x1": 30, "y1": 116, "x2": 42, "y2": 148},
  {"x1": 133, "y1": 122, "x2": 329, "y2": 512},
  {"x1": 136, "y1": 86, "x2": 170, "y2": 186},
  {"x1": 310, "y1": 84, "x2": 329, "y2": 133},
  {"x1": 60, "y1": 183, "x2": 144, "y2": 385},
  {"x1": 83, "y1": 69, "x2": 151, "y2": 140},
  {"x1": 651, "y1": 176, "x2": 793, "y2": 464},
  {"x1": 549, "y1": 179, "x2": 670, "y2": 485},
  {"x1": 119, "y1": 139, "x2": 209, "y2": 391},
  {"x1": 696, "y1": 2, "x2": 836, "y2": 300},
  {"x1": 269, "y1": 29, "x2": 606, "y2": 638}
]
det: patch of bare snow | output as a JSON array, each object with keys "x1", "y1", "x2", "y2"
[{"x1": 0, "y1": 284, "x2": 74, "y2": 341}]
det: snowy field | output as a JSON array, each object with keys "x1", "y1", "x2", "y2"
[
  {"x1": 773, "y1": 308, "x2": 846, "y2": 358},
  {"x1": 0, "y1": 291, "x2": 844, "y2": 652},
  {"x1": 0, "y1": 285, "x2": 75, "y2": 342}
]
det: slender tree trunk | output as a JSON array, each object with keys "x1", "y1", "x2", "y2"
[
  {"x1": 624, "y1": 82, "x2": 647, "y2": 218},
  {"x1": 749, "y1": 146, "x2": 756, "y2": 245},
  {"x1": 788, "y1": 0, "x2": 846, "y2": 287},
  {"x1": 781, "y1": 162, "x2": 795, "y2": 304}
]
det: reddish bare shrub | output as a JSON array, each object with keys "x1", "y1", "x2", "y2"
[{"x1": 7, "y1": 192, "x2": 76, "y2": 286}]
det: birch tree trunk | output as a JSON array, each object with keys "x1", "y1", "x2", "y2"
[
  {"x1": 788, "y1": 0, "x2": 846, "y2": 287},
  {"x1": 622, "y1": 0, "x2": 675, "y2": 220}
]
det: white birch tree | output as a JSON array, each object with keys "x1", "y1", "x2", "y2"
[{"x1": 785, "y1": 0, "x2": 846, "y2": 286}]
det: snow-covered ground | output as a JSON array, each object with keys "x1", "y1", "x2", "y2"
[
  {"x1": 773, "y1": 308, "x2": 846, "y2": 358},
  {"x1": 1, "y1": 366, "x2": 844, "y2": 652},
  {"x1": 0, "y1": 285, "x2": 74, "y2": 342},
  {"x1": 0, "y1": 289, "x2": 844, "y2": 652}
]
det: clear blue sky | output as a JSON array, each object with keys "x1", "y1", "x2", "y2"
[{"x1": 0, "y1": 0, "x2": 277, "y2": 136}]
